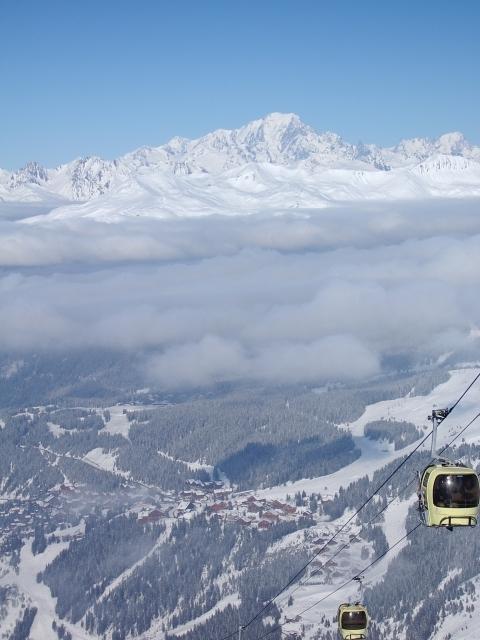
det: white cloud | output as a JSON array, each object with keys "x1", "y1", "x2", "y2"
[
  {"x1": 146, "y1": 334, "x2": 380, "y2": 389},
  {"x1": 249, "y1": 336, "x2": 380, "y2": 385},
  {"x1": 1, "y1": 199, "x2": 480, "y2": 388},
  {"x1": 147, "y1": 336, "x2": 249, "y2": 389}
]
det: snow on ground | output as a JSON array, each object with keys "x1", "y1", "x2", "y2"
[
  {"x1": 433, "y1": 574, "x2": 480, "y2": 640},
  {"x1": 36, "y1": 443, "x2": 133, "y2": 484},
  {"x1": 258, "y1": 435, "x2": 412, "y2": 502},
  {"x1": 266, "y1": 526, "x2": 311, "y2": 556},
  {"x1": 103, "y1": 407, "x2": 214, "y2": 475},
  {"x1": 345, "y1": 368, "x2": 480, "y2": 442},
  {"x1": 276, "y1": 510, "x2": 419, "y2": 640},
  {"x1": 13, "y1": 148, "x2": 480, "y2": 225},
  {"x1": 271, "y1": 492, "x2": 418, "y2": 639},
  {"x1": 83, "y1": 447, "x2": 118, "y2": 473},
  {"x1": 0, "y1": 540, "x2": 91, "y2": 640},
  {"x1": 277, "y1": 538, "x2": 367, "y2": 638},
  {"x1": 102, "y1": 404, "x2": 172, "y2": 440},
  {"x1": 81, "y1": 447, "x2": 135, "y2": 483},
  {"x1": 53, "y1": 520, "x2": 86, "y2": 541},
  {"x1": 3, "y1": 368, "x2": 480, "y2": 639},
  {"x1": 97, "y1": 521, "x2": 173, "y2": 604},
  {"x1": 382, "y1": 494, "x2": 417, "y2": 552},
  {"x1": 102, "y1": 405, "x2": 132, "y2": 438},
  {"x1": 0, "y1": 583, "x2": 25, "y2": 638},
  {"x1": 157, "y1": 450, "x2": 214, "y2": 475},
  {"x1": 255, "y1": 368, "x2": 480, "y2": 638},
  {"x1": 166, "y1": 593, "x2": 240, "y2": 637},
  {"x1": 4, "y1": 114, "x2": 480, "y2": 224},
  {"x1": 259, "y1": 368, "x2": 480, "y2": 504},
  {"x1": 47, "y1": 421, "x2": 74, "y2": 437},
  {"x1": 2, "y1": 518, "x2": 166, "y2": 640}
]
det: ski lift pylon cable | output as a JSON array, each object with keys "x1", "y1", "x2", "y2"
[
  {"x1": 234, "y1": 428, "x2": 432, "y2": 636},
  {"x1": 273, "y1": 408, "x2": 480, "y2": 612},
  {"x1": 253, "y1": 524, "x2": 422, "y2": 640},
  {"x1": 2, "y1": 373, "x2": 480, "y2": 638},
  {"x1": 219, "y1": 370, "x2": 480, "y2": 640}
]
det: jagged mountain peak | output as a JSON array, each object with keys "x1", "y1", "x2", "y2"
[
  {"x1": 10, "y1": 161, "x2": 49, "y2": 188},
  {"x1": 2, "y1": 114, "x2": 479, "y2": 204},
  {"x1": 393, "y1": 130, "x2": 477, "y2": 163},
  {"x1": 436, "y1": 131, "x2": 469, "y2": 155},
  {"x1": 236, "y1": 111, "x2": 309, "y2": 137},
  {"x1": 393, "y1": 136, "x2": 432, "y2": 160},
  {"x1": 256, "y1": 111, "x2": 303, "y2": 124},
  {"x1": 240, "y1": 113, "x2": 319, "y2": 157},
  {"x1": 176, "y1": 112, "x2": 350, "y2": 170}
]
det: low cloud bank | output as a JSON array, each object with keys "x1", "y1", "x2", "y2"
[
  {"x1": 146, "y1": 335, "x2": 380, "y2": 389},
  {"x1": 1, "y1": 199, "x2": 480, "y2": 388},
  {"x1": 0, "y1": 198, "x2": 480, "y2": 267}
]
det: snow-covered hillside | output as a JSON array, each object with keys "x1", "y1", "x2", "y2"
[
  {"x1": 257, "y1": 367, "x2": 480, "y2": 640},
  {"x1": 1, "y1": 113, "x2": 480, "y2": 223},
  {"x1": 2, "y1": 368, "x2": 480, "y2": 639}
]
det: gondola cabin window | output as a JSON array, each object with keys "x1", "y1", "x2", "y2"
[
  {"x1": 433, "y1": 474, "x2": 480, "y2": 509},
  {"x1": 422, "y1": 471, "x2": 431, "y2": 508},
  {"x1": 341, "y1": 610, "x2": 367, "y2": 630}
]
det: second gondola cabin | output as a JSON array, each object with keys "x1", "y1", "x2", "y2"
[
  {"x1": 419, "y1": 461, "x2": 480, "y2": 528},
  {"x1": 337, "y1": 603, "x2": 368, "y2": 640}
]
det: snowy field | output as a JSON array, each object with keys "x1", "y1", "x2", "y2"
[
  {"x1": 260, "y1": 367, "x2": 480, "y2": 503},
  {"x1": 102, "y1": 405, "x2": 133, "y2": 439}
]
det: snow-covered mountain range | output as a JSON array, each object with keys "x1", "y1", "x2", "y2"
[{"x1": 1, "y1": 113, "x2": 480, "y2": 223}]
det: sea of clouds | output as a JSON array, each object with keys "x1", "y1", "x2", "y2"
[{"x1": 1, "y1": 198, "x2": 480, "y2": 389}]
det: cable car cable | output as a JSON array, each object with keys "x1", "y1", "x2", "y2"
[
  {"x1": 4, "y1": 391, "x2": 478, "y2": 640},
  {"x1": 437, "y1": 409, "x2": 480, "y2": 456},
  {"x1": 236, "y1": 430, "x2": 433, "y2": 635},
  {"x1": 222, "y1": 452, "x2": 425, "y2": 640},
  {"x1": 274, "y1": 408, "x2": 480, "y2": 609},
  {"x1": 253, "y1": 524, "x2": 421, "y2": 640},
  {"x1": 4, "y1": 374, "x2": 480, "y2": 639},
  {"x1": 219, "y1": 371, "x2": 480, "y2": 640},
  {"x1": 273, "y1": 463, "x2": 421, "y2": 611},
  {"x1": 273, "y1": 484, "x2": 409, "y2": 611},
  {"x1": 443, "y1": 371, "x2": 480, "y2": 416}
]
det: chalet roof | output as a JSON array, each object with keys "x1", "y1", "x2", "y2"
[
  {"x1": 262, "y1": 512, "x2": 279, "y2": 521},
  {"x1": 281, "y1": 504, "x2": 296, "y2": 513},
  {"x1": 148, "y1": 509, "x2": 165, "y2": 518},
  {"x1": 177, "y1": 500, "x2": 196, "y2": 511},
  {"x1": 208, "y1": 502, "x2": 228, "y2": 513}
]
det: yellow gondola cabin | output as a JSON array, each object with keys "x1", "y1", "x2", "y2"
[
  {"x1": 337, "y1": 603, "x2": 368, "y2": 640},
  {"x1": 418, "y1": 461, "x2": 480, "y2": 529}
]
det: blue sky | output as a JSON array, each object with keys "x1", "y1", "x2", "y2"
[{"x1": 1, "y1": 0, "x2": 479, "y2": 169}]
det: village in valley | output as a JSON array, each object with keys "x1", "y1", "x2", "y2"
[
  {"x1": 135, "y1": 478, "x2": 322, "y2": 531},
  {"x1": 0, "y1": 477, "x2": 325, "y2": 555}
]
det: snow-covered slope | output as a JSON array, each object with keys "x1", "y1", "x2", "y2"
[
  {"x1": 387, "y1": 131, "x2": 480, "y2": 167},
  {"x1": 14, "y1": 156, "x2": 480, "y2": 224},
  {"x1": 2, "y1": 368, "x2": 480, "y2": 639},
  {"x1": 257, "y1": 367, "x2": 480, "y2": 639},
  {"x1": 1, "y1": 114, "x2": 480, "y2": 222},
  {"x1": 260, "y1": 367, "x2": 480, "y2": 502}
]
